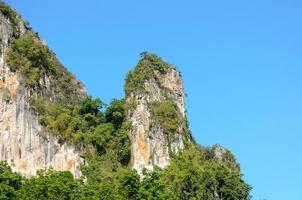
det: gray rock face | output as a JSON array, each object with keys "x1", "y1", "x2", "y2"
[
  {"x1": 213, "y1": 145, "x2": 227, "y2": 161},
  {"x1": 127, "y1": 65, "x2": 190, "y2": 173},
  {"x1": 0, "y1": 13, "x2": 84, "y2": 178},
  {"x1": 0, "y1": 13, "x2": 12, "y2": 65}
]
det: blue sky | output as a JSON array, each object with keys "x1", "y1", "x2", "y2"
[{"x1": 5, "y1": 0, "x2": 302, "y2": 199}]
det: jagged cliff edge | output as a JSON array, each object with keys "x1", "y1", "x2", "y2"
[
  {"x1": 1, "y1": 4, "x2": 193, "y2": 178},
  {"x1": 125, "y1": 53, "x2": 192, "y2": 173},
  {"x1": 0, "y1": 4, "x2": 85, "y2": 178}
]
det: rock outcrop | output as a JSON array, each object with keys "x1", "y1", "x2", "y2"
[
  {"x1": 0, "y1": 9, "x2": 84, "y2": 178},
  {"x1": 125, "y1": 53, "x2": 191, "y2": 173}
]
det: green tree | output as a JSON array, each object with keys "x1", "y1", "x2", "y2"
[
  {"x1": 117, "y1": 169, "x2": 140, "y2": 200},
  {"x1": 105, "y1": 99, "x2": 125, "y2": 129},
  {"x1": 0, "y1": 162, "x2": 22, "y2": 200},
  {"x1": 139, "y1": 168, "x2": 178, "y2": 200},
  {"x1": 18, "y1": 170, "x2": 85, "y2": 200}
]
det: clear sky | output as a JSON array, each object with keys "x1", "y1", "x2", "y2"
[{"x1": 5, "y1": 0, "x2": 302, "y2": 199}]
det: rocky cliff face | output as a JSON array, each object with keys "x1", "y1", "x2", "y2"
[
  {"x1": 125, "y1": 53, "x2": 191, "y2": 173},
  {"x1": 0, "y1": 11, "x2": 84, "y2": 178}
]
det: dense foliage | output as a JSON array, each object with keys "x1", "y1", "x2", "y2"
[
  {"x1": 124, "y1": 52, "x2": 173, "y2": 95},
  {"x1": 6, "y1": 33, "x2": 83, "y2": 105},
  {"x1": 160, "y1": 146, "x2": 251, "y2": 200},
  {"x1": 0, "y1": 2, "x2": 252, "y2": 199},
  {"x1": 17, "y1": 170, "x2": 86, "y2": 200},
  {"x1": 31, "y1": 97, "x2": 131, "y2": 167},
  {"x1": 0, "y1": 145, "x2": 251, "y2": 200},
  {"x1": 0, "y1": 162, "x2": 22, "y2": 200},
  {"x1": 152, "y1": 100, "x2": 186, "y2": 134},
  {"x1": 151, "y1": 100, "x2": 192, "y2": 151},
  {"x1": 6, "y1": 33, "x2": 55, "y2": 87}
]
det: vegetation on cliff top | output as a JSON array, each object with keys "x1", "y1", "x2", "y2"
[
  {"x1": 124, "y1": 52, "x2": 174, "y2": 96},
  {"x1": 0, "y1": 1, "x2": 22, "y2": 36},
  {"x1": 6, "y1": 33, "x2": 84, "y2": 106},
  {"x1": 125, "y1": 52, "x2": 191, "y2": 151},
  {"x1": 0, "y1": 2, "x2": 251, "y2": 199}
]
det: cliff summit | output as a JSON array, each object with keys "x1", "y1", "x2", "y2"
[
  {"x1": 0, "y1": 3, "x2": 251, "y2": 199},
  {"x1": 125, "y1": 52, "x2": 192, "y2": 172}
]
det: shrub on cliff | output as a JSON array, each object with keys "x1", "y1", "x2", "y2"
[
  {"x1": 152, "y1": 100, "x2": 185, "y2": 135},
  {"x1": 124, "y1": 52, "x2": 171, "y2": 96},
  {"x1": 6, "y1": 33, "x2": 82, "y2": 106},
  {"x1": 0, "y1": 1, "x2": 21, "y2": 35}
]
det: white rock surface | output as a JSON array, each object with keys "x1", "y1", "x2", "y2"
[
  {"x1": 127, "y1": 66, "x2": 189, "y2": 173},
  {"x1": 0, "y1": 13, "x2": 83, "y2": 178}
]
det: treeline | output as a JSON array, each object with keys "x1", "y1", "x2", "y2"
[
  {"x1": 0, "y1": 145, "x2": 251, "y2": 200},
  {"x1": 0, "y1": 3, "x2": 251, "y2": 199}
]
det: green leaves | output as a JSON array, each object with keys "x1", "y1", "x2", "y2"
[
  {"x1": 26, "y1": 95, "x2": 251, "y2": 200},
  {"x1": 117, "y1": 169, "x2": 140, "y2": 200},
  {"x1": 6, "y1": 34, "x2": 51, "y2": 87},
  {"x1": 6, "y1": 33, "x2": 84, "y2": 106},
  {"x1": 0, "y1": 2, "x2": 21, "y2": 36},
  {"x1": 160, "y1": 146, "x2": 252, "y2": 200},
  {"x1": 139, "y1": 168, "x2": 178, "y2": 200},
  {"x1": 0, "y1": 162, "x2": 22, "y2": 200},
  {"x1": 78, "y1": 98, "x2": 104, "y2": 117},
  {"x1": 17, "y1": 170, "x2": 85, "y2": 200},
  {"x1": 105, "y1": 99, "x2": 125, "y2": 129},
  {"x1": 0, "y1": 144, "x2": 251, "y2": 200},
  {"x1": 1, "y1": 3, "x2": 252, "y2": 198},
  {"x1": 124, "y1": 52, "x2": 171, "y2": 95},
  {"x1": 152, "y1": 100, "x2": 184, "y2": 135}
]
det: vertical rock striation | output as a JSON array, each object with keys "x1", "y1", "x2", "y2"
[
  {"x1": 0, "y1": 9, "x2": 84, "y2": 178},
  {"x1": 125, "y1": 53, "x2": 191, "y2": 173}
]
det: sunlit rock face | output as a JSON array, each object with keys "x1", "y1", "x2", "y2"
[
  {"x1": 0, "y1": 12, "x2": 84, "y2": 178},
  {"x1": 126, "y1": 57, "x2": 191, "y2": 173}
]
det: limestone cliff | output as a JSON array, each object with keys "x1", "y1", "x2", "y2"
[
  {"x1": 125, "y1": 53, "x2": 192, "y2": 172},
  {"x1": 0, "y1": 6, "x2": 85, "y2": 178}
]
